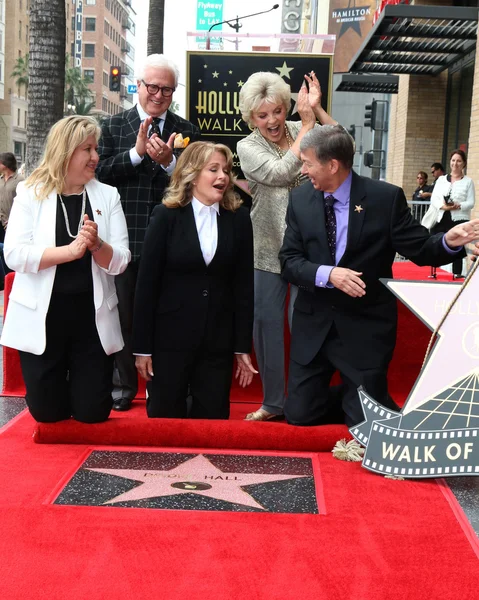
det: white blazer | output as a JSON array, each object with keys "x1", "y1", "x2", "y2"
[{"x1": 0, "y1": 179, "x2": 131, "y2": 355}]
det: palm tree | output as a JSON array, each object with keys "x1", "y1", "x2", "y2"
[
  {"x1": 27, "y1": 0, "x2": 66, "y2": 175},
  {"x1": 147, "y1": 0, "x2": 165, "y2": 55},
  {"x1": 72, "y1": 99, "x2": 96, "y2": 116},
  {"x1": 64, "y1": 53, "x2": 93, "y2": 106},
  {"x1": 11, "y1": 54, "x2": 29, "y2": 94}
]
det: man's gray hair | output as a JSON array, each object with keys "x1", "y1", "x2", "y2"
[
  {"x1": 300, "y1": 125, "x2": 355, "y2": 169},
  {"x1": 136, "y1": 54, "x2": 180, "y2": 87}
]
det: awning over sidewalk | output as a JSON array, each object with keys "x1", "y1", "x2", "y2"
[
  {"x1": 348, "y1": 4, "x2": 479, "y2": 76},
  {"x1": 336, "y1": 74, "x2": 399, "y2": 94}
]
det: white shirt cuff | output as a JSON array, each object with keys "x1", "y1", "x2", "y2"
[{"x1": 130, "y1": 147, "x2": 144, "y2": 166}]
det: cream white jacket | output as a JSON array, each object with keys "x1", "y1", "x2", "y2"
[
  {"x1": 0, "y1": 179, "x2": 130, "y2": 355},
  {"x1": 431, "y1": 174, "x2": 475, "y2": 223}
]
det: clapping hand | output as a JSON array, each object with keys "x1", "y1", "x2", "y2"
[
  {"x1": 304, "y1": 71, "x2": 322, "y2": 110},
  {"x1": 79, "y1": 214, "x2": 99, "y2": 251},
  {"x1": 235, "y1": 354, "x2": 258, "y2": 388},
  {"x1": 297, "y1": 84, "x2": 316, "y2": 127},
  {"x1": 68, "y1": 236, "x2": 88, "y2": 260}
]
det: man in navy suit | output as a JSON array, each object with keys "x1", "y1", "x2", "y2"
[
  {"x1": 97, "y1": 54, "x2": 200, "y2": 410},
  {"x1": 279, "y1": 125, "x2": 479, "y2": 427}
]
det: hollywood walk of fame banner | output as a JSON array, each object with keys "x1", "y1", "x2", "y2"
[
  {"x1": 350, "y1": 268, "x2": 479, "y2": 479},
  {"x1": 186, "y1": 51, "x2": 333, "y2": 202},
  {"x1": 328, "y1": 0, "x2": 376, "y2": 73}
]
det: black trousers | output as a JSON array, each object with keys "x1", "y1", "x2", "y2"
[
  {"x1": 147, "y1": 347, "x2": 234, "y2": 419},
  {"x1": 431, "y1": 213, "x2": 467, "y2": 275},
  {"x1": 19, "y1": 292, "x2": 114, "y2": 423},
  {"x1": 285, "y1": 324, "x2": 398, "y2": 427},
  {"x1": 112, "y1": 261, "x2": 139, "y2": 401}
]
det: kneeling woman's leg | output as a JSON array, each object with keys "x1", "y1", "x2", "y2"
[
  {"x1": 19, "y1": 294, "x2": 72, "y2": 422},
  {"x1": 68, "y1": 294, "x2": 114, "y2": 423}
]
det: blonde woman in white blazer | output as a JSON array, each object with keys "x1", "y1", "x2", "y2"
[
  {"x1": 0, "y1": 116, "x2": 130, "y2": 423},
  {"x1": 430, "y1": 149, "x2": 475, "y2": 278}
]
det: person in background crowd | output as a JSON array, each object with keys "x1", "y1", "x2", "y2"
[
  {"x1": 412, "y1": 171, "x2": 432, "y2": 202},
  {"x1": 430, "y1": 149, "x2": 475, "y2": 279},
  {"x1": 0, "y1": 116, "x2": 130, "y2": 423},
  {"x1": 133, "y1": 142, "x2": 255, "y2": 419},
  {"x1": 421, "y1": 162, "x2": 446, "y2": 200},
  {"x1": 97, "y1": 53, "x2": 200, "y2": 412},
  {"x1": 279, "y1": 125, "x2": 479, "y2": 427},
  {"x1": 0, "y1": 152, "x2": 24, "y2": 288},
  {"x1": 236, "y1": 70, "x2": 336, "y2": 421}
]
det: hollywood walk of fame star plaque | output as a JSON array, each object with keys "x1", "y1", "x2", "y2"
[
  {"x1": 53, "y1": 450, "x2": 321, "y2": 514},
  {"x1": 350, "y1": 267, "x2": 479, "y2": 479}
]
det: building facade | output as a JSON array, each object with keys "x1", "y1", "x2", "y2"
[{"x1": 0, "y1": 0, "x2": 137, "y2": 155}]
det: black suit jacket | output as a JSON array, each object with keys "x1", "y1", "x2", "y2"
[
  {"x1": 279, "y1": 172, "x2": 454, "y2": 369},
  {"x1": 96, "y1": 106, "x2": 200, "y2": 260},
  {"x1": 132, "y1": 203, "x2": 254, "y2": 356}
]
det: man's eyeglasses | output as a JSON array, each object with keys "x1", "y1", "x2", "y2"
[{"x1": 141, "y1": 80, "x2": 175, "y2": 97}]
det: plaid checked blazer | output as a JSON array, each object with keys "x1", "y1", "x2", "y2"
[{"x1": 97, "y1": 106, "x2": 200, "y2": 260}]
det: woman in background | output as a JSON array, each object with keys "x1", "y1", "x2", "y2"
[
  {"x1": 1, "y1": 116, "x2": 130, "y2": 423},
  {"x1": 237, "y1": 71, "x2": 336, "y2": 421},
  {"x1": 430, "y1": 149, "x2": 475, "y2": 278},
  {"x1": 133, "y1": 141, "x2": 255, "y2": 419}
]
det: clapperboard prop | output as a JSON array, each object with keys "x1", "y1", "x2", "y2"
[
  {"x1": 186, "y1": 51, "x2": 333, "y2": 206},
  {"x1": 350, "y1": 266, "x2": 479, "y2": 479}
]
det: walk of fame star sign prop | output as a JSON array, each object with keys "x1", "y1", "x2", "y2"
[
  {"x1": 53, "y1": 450, "x2": 322, "y2": 514},
  {"x1": 350, "y1": 267, "x2": 479, "y2": 479}
]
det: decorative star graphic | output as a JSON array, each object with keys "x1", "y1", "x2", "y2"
[
  {"x1": 337, "y1": 3, "x2": 370, "y2": 39},
  {"x1": 385, "y1": 269, "x2": 479, "y2": 415},
  {"x1": 223, "y1": 82, "x2": 228, "y2": 87},
  {"x1": 212, "y1": 71, "x2": 219, "y2": 78},
  {"x1": 354, "y1": 205, "x2": 363, "y2": 213},
  {"x1": 198, "y1": 79, "x2": 202, "y2": 83},
  {"x1": 290, "y1": 92, "x2": 299, "y2": 115},
  {"x1": 228, "y1": 70, "x2": 233, "y2": 74},
  {"x1": 275, "y1": 61, "x2": 294, "y2": 79},
  {"x1": 88, "y1": 454, "x2": 307, "y2": 511},
  {"x1": 203, "y1": 64, "x2": 208, "y2": 68},
  {"x1": 237, "y1": 80, "x2": 244, "y2": 87}
]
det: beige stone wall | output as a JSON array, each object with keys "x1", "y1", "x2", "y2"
[{"x1": 465, "y1": 36, "x2": 479, "y2": 222}]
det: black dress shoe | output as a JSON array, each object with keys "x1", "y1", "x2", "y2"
[{"x1": 112, "y1": 398, "x2": 132, "y2": 411}]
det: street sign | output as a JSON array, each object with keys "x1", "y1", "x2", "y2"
[{"x1": 127, "y1": 84, "x2": 137, "y2": 94}]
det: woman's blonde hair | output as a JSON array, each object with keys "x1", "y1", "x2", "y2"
[
  {"x1": 163, "y1": 141, "x2": 242, "y2": 211},
  {"x1": 25, "y1": 115, "x2": 101, "y2": 200},
  {"x1": 239, "y1": 72, "x2": 291, "y2": 128}
]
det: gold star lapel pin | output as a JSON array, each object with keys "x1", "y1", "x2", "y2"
[
  {"x1": 95, "y1": 209, "x2": 102, "y2": 216},
  {"x1": 354, "y1": 205, "x2": 363, "y2": 213}
]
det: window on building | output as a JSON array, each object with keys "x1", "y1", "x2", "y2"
[
  {"x1": 25, "y1": 25, "x2": 28, "y2": 41},
  {"x1": 17, "y1": 109, "x2": 21, "y2": 126},
  {"x1": 85, "y1": 17, "x2": 96, "y2": 32},
  {"x1": 24, "y1": 111, "x2": 27, "y2": 129},
  {"x1": 72, "y1": 16, "x2": 76, "y2": 31},
  {"x1": 103, "y1": 71, "x2": 108, "y2": 87},
  {"x1": 84, "y1": 44, "x2": 95, "y2": 58},
  {"x1": 84, "y1": 69, "x2": 94, "y2": 82},
  {"x1": 19, "y1": 21, "x2": 22, "y2": 41},
  {"x1": 86, "y1": 0, "x2": 96, "y2": 5}
]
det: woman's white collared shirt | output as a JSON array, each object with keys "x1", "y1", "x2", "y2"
[{"x1": 191, "y1": 196, "x2": 219, "y2": 266}]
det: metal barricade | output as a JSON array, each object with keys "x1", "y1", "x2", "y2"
[{"x1": 395, "y1": 200, "x2": 431, "y2": 262}]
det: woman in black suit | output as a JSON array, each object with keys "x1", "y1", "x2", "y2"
[{"x1": 133, "y1": 141, "x2": 256, "y2": 419}]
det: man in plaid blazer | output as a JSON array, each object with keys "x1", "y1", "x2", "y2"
[{"x1": 97, "y1": 54, "x2": 200, "y2": 411}]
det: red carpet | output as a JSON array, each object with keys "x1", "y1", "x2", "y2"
[
  {"x1": 1, "y1": 410, "x2": 479, "y2": 599},
  {"x1": 2, "y1": 263, "x2": 447, "y2": 408}
]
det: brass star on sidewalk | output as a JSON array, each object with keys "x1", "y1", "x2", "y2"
[
  {"x1": 89, "y1": 454, "x2": 307, "y2": 511},
  {"x1": 354, "y1": 205, "x2": 363, "y2": 213},
  {"x1": 275, "y1": 61, "x2": 294, "y2": 79}
]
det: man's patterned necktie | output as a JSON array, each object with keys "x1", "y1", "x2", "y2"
[
  {"x1": 150, "y1": 117, "x2": 161, "y2": 137},
  {"x1": 324, "y1": 194, "x2": 337, "y2": 264}
]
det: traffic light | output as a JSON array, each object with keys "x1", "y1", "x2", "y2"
[
  {"x1": 347, "y1": 124, "x2": 356, "y2": 140},
  {"x1": 364, "y1": 100, "x2": 378, "y2": 129},
  {"x1": 109, "y1": 66, "x2": 121, "y2": 92},
  {"x1": 364, "y1": 151, "x2": 375, "y2": 168}
]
